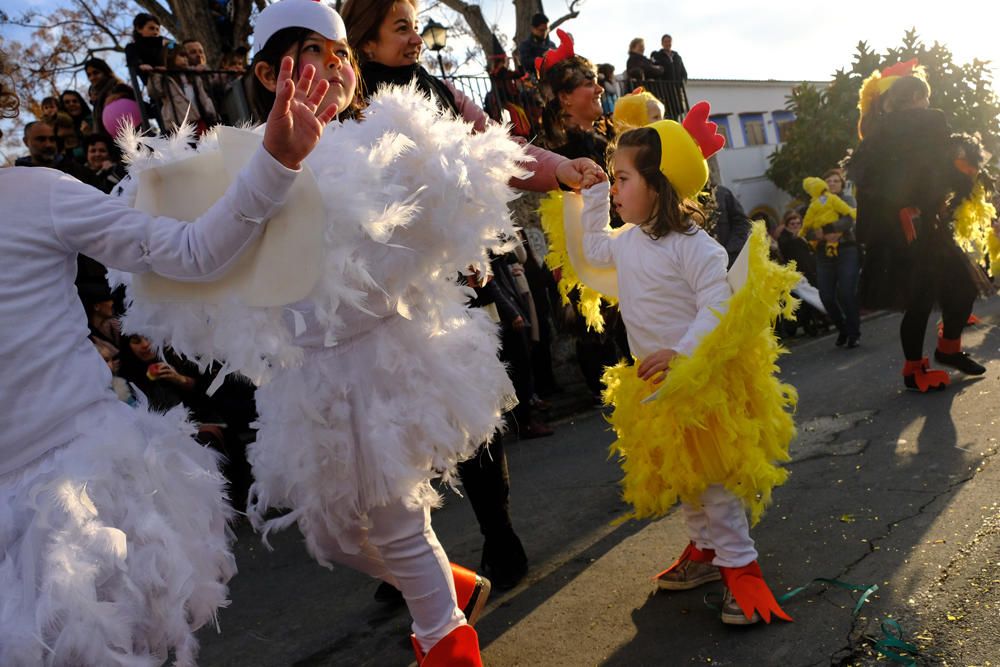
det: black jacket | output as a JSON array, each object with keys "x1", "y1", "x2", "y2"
[{"x1": 650, "y1": 49, "x2": 687, "y2": 81}]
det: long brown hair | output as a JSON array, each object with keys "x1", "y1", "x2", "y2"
[
  {"x1": 246, "y1": 27, "x2": 365, "y2": 124},
  {"x1": 340, "y1": 0, "x2": 418, "y2": 62},
  {"x1": 540, "y1": 54, "x2": 597, "y2": 147},
  {"x1": 611, "y1": 126, "x2": 704, "y2": 240}
]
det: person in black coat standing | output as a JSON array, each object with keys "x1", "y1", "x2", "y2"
[{"x1": 650, "y1": 34, "x2": 688, "y2": 82}]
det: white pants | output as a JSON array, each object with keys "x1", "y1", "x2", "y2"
[
  {"x1": 304, "y1": 500, "x2": 465, "y2": 652},
  {"x1": 682, "y1": 485, "x2": 758, "y2": 568}
]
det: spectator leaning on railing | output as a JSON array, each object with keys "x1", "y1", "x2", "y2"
[
  {"x1": 147, "y1": 41, "x2": 219, "y2": 135},
  {"x1": 626, "y1": 37, "x2": 664, "y2": 81},
  {"x1": 650, "y1": 34, "x2": 688, "y2": 82}
]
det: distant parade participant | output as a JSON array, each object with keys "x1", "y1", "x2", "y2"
[
  {"x1": 0, "y1": 47, "x2": 336, "y2": 665},
  {"x1": 847, "y1": 60, "x2": 995, "y2": 392}
]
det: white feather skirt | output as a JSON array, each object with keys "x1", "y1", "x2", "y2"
[
  {"x1": 247, "y1": 309, "x2": 513, "y2": 559},
  {"x1": 0, "y1": 400, "x2": 235, "y2": 667}
]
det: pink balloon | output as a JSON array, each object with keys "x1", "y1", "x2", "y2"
[{"x1": 102, "y1": 98, "x2": 143, "y2": 137}]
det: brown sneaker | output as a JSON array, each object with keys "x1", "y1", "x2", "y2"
[
  {"x1": 655, "y1": 558, "x2": 721, "y2": 591},
  {"x1": 720, "y1": 587, "x2": 761, "y2": 625}
]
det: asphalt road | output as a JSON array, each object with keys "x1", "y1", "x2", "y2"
[{"x1": 197, "y1": 296, "x2": 1000, "y2": 666}]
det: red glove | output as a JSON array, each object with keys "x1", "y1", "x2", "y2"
[{"x1": 899, "y1": 207, "x2": 920, "y2": 244}]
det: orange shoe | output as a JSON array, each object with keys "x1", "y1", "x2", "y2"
[
  {"x1": 412, "y1": 625, "x2": 482, "y2": 667},
  {"x1": 452, "y1": 563, "x2": 491, "y2": 627},
  {"x1": 718, "y1": 561, "x2": 792, "y2": 624}
]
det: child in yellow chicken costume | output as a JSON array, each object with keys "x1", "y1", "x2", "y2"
[
  {"x1": 801, "y1": 175, "x2": 857, "y2": 257},
  {"x1": 567, "y1": 101, "x2": 798, "y2": 625}
]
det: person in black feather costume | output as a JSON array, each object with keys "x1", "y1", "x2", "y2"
[{"x1": 847, "y1": 60, "x2": 991, "y2": 392}]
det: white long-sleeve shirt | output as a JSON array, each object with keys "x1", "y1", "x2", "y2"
[
  {"x1": 580, "y1": 181, "x2": 731, "y2": 359},
  {"x1": 0, "y1": 147, "x2": 298, "y2": 476}
]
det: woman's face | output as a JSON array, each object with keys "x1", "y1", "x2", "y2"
[
  {"x1": 129, "y1": 335, "x2": 156, "y2": 362},
  {"x1": 363, "y1": 1, "x2": 422, "y2": 68},
  {"x1": 784, "y1": 214, "x2": 803, "y2": 234},
  {"x1": 171, "y1": 51, "x2": 189, "y2": 69},
  {"x1": 560, "y1": 73, "x2": 603, "y2": 128},
  {"x1": 611, "y1": 148, "x2": 658, "y2": 225},
  {"x1": 825, "y1": 174, "x2": 844, "y2": 194},
  {"x1": 85, "y1": 66, "x2": 107, "y2": 88},
  {"x1": 62, "y1": 94, "x2": 82, "y2": 115},
  {"x1": 138, "y1": 20, "x2": 161, "y2": 38}
]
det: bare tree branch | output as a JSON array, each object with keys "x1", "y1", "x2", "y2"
[{"x1": 549, "y1": 0, "x2": 582, "y2": 32}]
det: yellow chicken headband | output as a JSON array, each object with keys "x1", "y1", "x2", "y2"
[
  {"x1": 858, "y1": 58, "x2": 929, "y2": 120},
  {"x1": 613, "y1": 88, "x2": 663, "y2": 130},
  {"x1": 648, "y1": 101, "x2": 725, "y2": 200}
]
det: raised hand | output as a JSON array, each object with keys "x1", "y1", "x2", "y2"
[{"x1": 262, "y1": 57, "x2": 340, "y2": 170}]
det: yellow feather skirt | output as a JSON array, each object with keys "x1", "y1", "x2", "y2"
[{"x1": 604, "y1": 223, "x2": 800, "y2": 526}]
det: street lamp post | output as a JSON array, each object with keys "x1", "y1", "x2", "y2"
[{"x1": 420, "y1": 19, "x2": 449, "y2": 79}]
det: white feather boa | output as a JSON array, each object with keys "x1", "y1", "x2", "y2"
[{"x1": 110, "y1": 84, "x2": 529, "y2": 383}]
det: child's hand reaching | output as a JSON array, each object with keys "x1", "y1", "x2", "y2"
[
  {"x1": 262, "y1": 57, "x2": 341, "y2": 170},
  {"x1": 637, "y1": 348, "x2": 678, "y2": 385},
  {"x1": 556, "y1": 157, "x2": 608, "y2": 190}
]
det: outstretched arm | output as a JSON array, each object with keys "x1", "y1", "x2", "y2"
[
  {"x1": 580, "y1": 181, "x2": 617, "y2": 267},
  {"x1": 52, "y1": 59, "x2": 339, "y2": 281}
]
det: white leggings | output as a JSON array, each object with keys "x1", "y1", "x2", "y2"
[
  {"x1": 304, "y1": 500, "x2": 465, "y2": 652},
  {"x1": 682, "y1": 485, "x2": 758, "y2": 568}
]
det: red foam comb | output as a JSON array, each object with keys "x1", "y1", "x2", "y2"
[
  {"x1": 535, "y1": 29, "x2": 575, "y2": 78},
  {"x1": 881, "y1": 58, "x2": 918, "y2": 78},
  {"x1": 682, "y1": 101, "x2": 725, "y2": 158}
]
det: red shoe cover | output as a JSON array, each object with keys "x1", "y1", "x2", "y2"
[
  {"x1": 968, "y1": 314, "x2": 981, "y2": 326},
  {"x1": 902, "y1": 358, "x2": 950, "y2": 392},
  {"x1": 412, "y1": 625, "x2": 483, "y2": 667},
  {"x1": 719, "y1": 561, "x2": 793, "y2": 623},
  {"x1": 654, "y1": 541, "x2": 716, "y2": 580},
  {"x1": 936, "y1": 336, "x2": 962, "y2": 355},
  {"x1": 451, "y1": 563, "x2": 479, "y2": 610}
]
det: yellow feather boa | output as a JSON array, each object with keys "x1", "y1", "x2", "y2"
[
  {"x1": 539, "y1": 191, "x2": 617, "y2": 332},
  {"x1": 604, "y1": 221, "x2": 799, "y2": 526},
  {"x1": 952, "y1": 181, "x2": 999, "y2": 273}
]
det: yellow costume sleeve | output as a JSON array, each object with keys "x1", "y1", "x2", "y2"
[
  {"x1": 539, "y1": 191, "x2": 619, "y2": 332},
  {"x1": 953, "y1": 181, "x2": 999, "y2": 274},
  {"x1": 603, "y1": 221, "x2": 800, "y2": 525}
]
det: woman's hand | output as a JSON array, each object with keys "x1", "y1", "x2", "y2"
[
  {"x1": 556, "y1": 158, "x2": 608, "y2": 190},
  {"x1": 637, "y1": 348, "x2": 678, "y2": 385},
  {"x1": 262, "y1": 57, "x2": 340, "y2": 170},
  {"x1": 156, "y1": 365, "x2": 195, "y2": 390}
]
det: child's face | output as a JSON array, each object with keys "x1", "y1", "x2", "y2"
[
  {"x1": 645, "y1": 100, "x2": 664, "y2": 123},
  {"x1": 611, "y1": 148, "x2": 658, "y2": 225},
  {"x1": 87, "y1": 140, "x2": 110, "y2": 169},
  {"x1": 271, "y1": 33, "x2": 357, "y2": 117},
  {"x1": 41, "y1": 100, "x2": 58, "y2": 117},
  {"x1": 172, "y1": 51, "x2": 189, "y2": 69},
  {"x1": 139, "y1": 20, "x2": 160, "y2": 38}
]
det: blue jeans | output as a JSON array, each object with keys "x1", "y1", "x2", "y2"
[{"x1": 816, "y1": 244, "x2": 861, "y2": 338}]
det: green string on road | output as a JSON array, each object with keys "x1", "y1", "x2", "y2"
[{"x1": 704, "y1": 577, "x2": 919, "y2": 665}]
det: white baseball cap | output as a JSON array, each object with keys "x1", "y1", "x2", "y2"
[{"x1": 253, "y1": 0, "x2": 347, "y2": 54}]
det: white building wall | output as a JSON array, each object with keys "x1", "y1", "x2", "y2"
[{"x1": 685, "y1": 79, "x2": 829, "y2": 224}]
